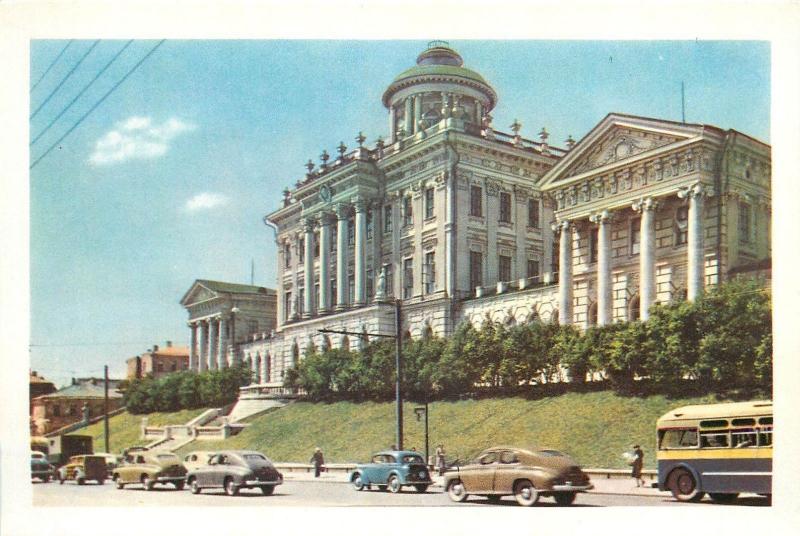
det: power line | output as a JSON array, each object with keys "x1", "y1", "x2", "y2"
[
  {"x1": 30, "y1": 40, "x2": 99, "y2": 120},
  {"x1": 31, "y1": 40, "x2": 134, "y2": 146},
  {"x1": 30, "y1": 40, "x2": 166, "y2": 171},
  {"x1": 30, "y1": 40, "x2": 74, "y2": 92},
  {"x1": 30, "y1": 339, "x2": 189, "y2": 348}
]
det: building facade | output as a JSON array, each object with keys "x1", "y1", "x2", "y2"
[
  {"x1": 30, "y1": 377, "x2": 124, "y2": 435},
  {"x1": 187, "y1": 42, "x2": 770, "y2": 393},
  {"x1": 126, "y1": 341, "x2": 190, "y2": 380}
]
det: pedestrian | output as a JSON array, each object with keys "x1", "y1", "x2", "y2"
[
  {"x1": 310, "y1": 447, "x2": 325, "y2": 478},
  {"x1": 435, "y1": 444, "x2": 446, "y2": 476},
  {"x1": 631, "y1": 444, "x2": 645, "y2": 487}
]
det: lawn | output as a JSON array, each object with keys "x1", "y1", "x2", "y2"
[{"x1": 173, "y1": 392, "x2": 723, "y2": 469}]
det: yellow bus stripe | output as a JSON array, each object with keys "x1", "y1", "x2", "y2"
[{"x1": 658, "y1": 448, "x2": 772, "y2": 460}]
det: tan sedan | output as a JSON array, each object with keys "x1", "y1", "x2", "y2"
[{"x1": 444, "y1": 446, "x2": 593, "y2": 506}]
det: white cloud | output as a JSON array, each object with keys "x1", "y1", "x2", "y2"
[
  {"x1": 89, "y1": 116, "x2": 195, "y2": 165},
  {"x1": 185, "y1": 192, "x2": 229, "y2": 212}
]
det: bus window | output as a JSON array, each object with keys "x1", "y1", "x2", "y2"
[
  {"x1": 659, "y1": 429, "x2": 698, "y2": 449},
  {"x1": 758, "y1": 427, "x2": 773, "y2": 447},
  {"x1": 700, "y1": 419, "x2": 729, "y2": 428},
  {"x1": 758, "y1": 417, "x2": 773, "y2": 425},
  {"x1": 731, "y1": 418, "x2": 755, "y2": 426},
  {"x1": 731, "y1": 429, "x2": 757, "y2": 448},
  {"x1": 699, "y1": 431, "x2": 729, "y2": 448}
]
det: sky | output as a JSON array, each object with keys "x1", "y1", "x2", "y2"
[{"x1": 28, "y1": 40, "x2": 770, "y2": 388}]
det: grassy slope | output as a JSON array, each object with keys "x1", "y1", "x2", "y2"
[
  {"x1": 174, "y1": 392, "x2": 722, "y2": 469},
  {"x1": 68, "y1": 408, "x2": 208, "y2": 454}
]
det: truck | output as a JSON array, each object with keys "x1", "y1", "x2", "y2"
[{"x1": 44, "y1": 434, "x2": 93, "y2": 467}]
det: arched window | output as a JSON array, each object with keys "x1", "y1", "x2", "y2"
[
  {"x1": 422, "y1": 324, "x2": 433, "y2": 339},
  {"x1": 527, "y1": 310, "x2": 540, "y2": 324},
  {"x1": 588, "y1": 302, "x2": 598, "y2": 326},
  {"x1": 322, "y1": 335, "x2": 331, "y2": 352},
  {"x1": 291, "y1": 342, "x2": 299, "y2": 364},
  {"x1": 360, "y1": 326, "x2": 370, "y2": 347},
  {"x1": 629, "y1": 296, "x2": 641, "y2": 322},
  {"x1": 505, "y1": 315, "x2": 516, "y2": 327},
  {"x1": 254, "y1": 354, "x2": 262, "y2": 384},
  {"x1": 265, "y1": 354, "x2": 271, "y2": 383},
  {"x1": 306, "y1": 337, "x2": 317, "y2": 356},
  {"x1": 341, "y1": 335, "x2": 350, "y2": 352},
  {"x1": 550, "y1": 309, "x2": 559, "y2": 324}
]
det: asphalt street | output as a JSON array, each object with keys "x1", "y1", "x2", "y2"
[{"x1": 31, "y1": 480, "x2": 770, "y2": 508}]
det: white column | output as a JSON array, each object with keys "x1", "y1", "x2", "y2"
[
  {"x1": 389, "y1": 106, "x2": 397, "y2": 143},
  {"x1": 199, "y1": 320, "x2": 209, "y2": 372},
  {"x1": 319, "y1": 213, "x2": 333, "y2": 313},
  {"x1": 634, "y1": 198, "x2": 657, "y2": 319},
  {"x1": 290, "y1": 235, "x2": 300, "y2": 320},
  {"x1": 189, "y1": 322, "x2": 198, "y2": 371},
  {"x1": 515, "y1": 188, "x2": 527, "y2": 280},
  {"x1": 413, "y1": 94, "x2": 422, "y2": 134},
  {"x1": 591, "y1": 211, "x2": 612, "y2": 325},
  {"x1": 335, "y1": 204, "x2": 349, "y2": 310},
  {"x1": 208, "y1": 318, "x2": 218, "y2": 370},
  {"x1": 303, "y1": 218, "x2": 314, "y2": 317},
  {"x1": 679, "y1": 184, "x2": 706, "y2": 301},
  {"x1": 353, "y1": 198, "x2": 367, "y2": 306},
  {"x1": 260, "y1": 355, "x2": 269, "y2": 384},
  {"x1": 556, "y1": 220, "x2": 573, "y2": 324},
  {"x1": 217, "y1": 317, "x2": 227, "y2": 369},
  {"x1": 403, "y1": 98, "x2": 412, "y2": 138}
]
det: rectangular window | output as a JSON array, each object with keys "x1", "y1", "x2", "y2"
[
  {"x1": 499, "y1": 255, "x2": 512, "y2": 282},
  {"x1": 470, "y1": 251, "x2": 483, "y2": 291},
  {"x1": 675, "y1": 206, "x2": 688, "y2": 246},
  {"x1": 348, "y1": 274, "x2": 355, "y2": 304},
  {"x1": 424, "y1": 251, "x2": 436, "y2": 294},
  {"x1": 552, "y1": 236, "x2": 560, "y2": 274},
  {"x1": 366, "y1": 210, "x2": 373, "y2": 240},
  {"x1": 528, "y1": 198, "x2": 540, "y2": 228},
  {"x1": 366, "y1": 269, "x2": 374, "y2": 301},
  {"x1": 284, "y1": 291, "x2": 292, "y2": 320},
  {"x1": 499, "y1": 192, "x2": 511, "y2": 223},
  {"x1": 383, "y1": 204, "x2": 393, "y2": 233},
  {"x1": 330, "y1": 229, "x2": 337, "y2": 252},
  {"x1": 630, "y1": 217, "x2": 641, "y2": 255},
  {"x1": 739, "y1": 202, "x2": 751, "y2": 243},
  {"x1": 425, "y1": 188, "x2": 435, "y2": 219},
  {"x1": 589, "y1": 227, "x2": 598, "y2": 263},
  {"x1": 700, "y1": 431, "x2": 730, "y2": 448},
  {"x1": 470, "y1": 185, "x2": 482, "y2": 217},
  {"x1": 403, "y1": 197, "x2": 413, "y2": 226},
  {"x1": 527, "y1": 259, "x2": 540, "y2": 280},
  {"x1": 347, "y1": 218, "x2": 354, "y2": 245},
  {"x1": 298, "y1": 288, "x2": 305, "y2": 315},
  {"x1": 658, "y1": 429, "x2": 699, "y2": 449},
  {"x1": 313, "y1": 232, "x2": 320, "y2": 258},
  {"x1": 298, "y1": 238, "x2": 305, "y2": 263},
  {"x1": 331, "y1": 281, "x2": 337, "y2": 308},
  {"x1": 383, "y1": 263, "x2": 394, "y2": 298},
  {"x1": 403, "y1": 258, "x2": 414, "y2": 299},
  {"x1": 284, "y1": 243, "x2": 291, "y2": 268},
  {"x1": 314, "y1": 283, "x2": 320, "y2": 311}
]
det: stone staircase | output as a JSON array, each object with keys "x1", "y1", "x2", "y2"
[{"x1": 227, "y1": 397, "x2": 288, "y2": 423}]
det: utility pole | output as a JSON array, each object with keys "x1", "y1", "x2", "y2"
[
  {"x1": 104, "y1": 365, "x2": 110, "y2": 453},
  {"x1": 395, "y1": 299, "x2": 403, "y2": 450}
]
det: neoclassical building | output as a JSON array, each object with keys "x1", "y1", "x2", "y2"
[{"x1": 187, "y1": 42, "x2": 771, "y2": 393}]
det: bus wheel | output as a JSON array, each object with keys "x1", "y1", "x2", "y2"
[
  {"x1": 709, "y1": 493, "x2": 738, "y2": 503},
  {"x1": 668, "y1": 468, "x2": 705, "y2": 502}
]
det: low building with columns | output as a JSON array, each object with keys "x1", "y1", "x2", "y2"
[
  {"x1": 215, "y1": 42, "x2": 769, "y2": 395},
  {"x1": 181, "y1": 280, "x2": 277, "y2": 372}
]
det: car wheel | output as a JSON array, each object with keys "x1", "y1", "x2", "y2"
[
  {"x1": 77, "y1": 477, "x2": 85, "y2": 486},
  {"x1": 387, "y1": 475, "x2": 401, "y2": 494},
  {"x1": 709, "y1": 493, "x2": 739, "y2": 503},
  {"x1": 188, "y1": 477, "x2": 201, "y2": 495},
  {"x1": 174, "y1": 481, "x2": 185, "y2": 491},
  {"x1": 414, "y1": 485, "x2": 429, "y2": 493},
  {"x1": 260, "y1": 485, "x2": 275, "y2": 496},
  {"x1": 447, "y1": 479, "x2": 468, "y2": 503},
  {"x1": 668, "y1": 468, "x2": 704, "y2": 502},
  {"x1": 142, "y1": 475, "x2": 155, "y2": 491},
  {"x1": 554, "y1": 492, "x2": 577, "y2": 506},
  {"x1": 224, "y1": 477, "x2": 239, "y2": 496},
  {"x1": 513, "y1": 480, "x2": 540, "y2": 507},
  {"x1": 351, "y1": 472, "x2": 365, "y2": 491},
  {"x1": 115, "y1": 477, "x2": 125, "y2": 490}
]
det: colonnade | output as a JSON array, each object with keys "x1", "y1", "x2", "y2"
[
  {"x1": 188, "y1": 315, "x2": 231, "y2": 372},
  {"x1": 555, "y1": 184, "x2": 708, "y2": 325}
]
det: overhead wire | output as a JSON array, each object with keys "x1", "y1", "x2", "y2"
[
  {"x1": 30, "y1": 40, "x2": 74, "y2": 92},
  {"x1": 30, "y1": 40, "x2": 134, "y2": 146},
  {"x1": 30, "y1": 39, "x2": 167, "y2": 171},
  {"x1": 30, "y1": 40, "x2": 100, "y2": 120}
]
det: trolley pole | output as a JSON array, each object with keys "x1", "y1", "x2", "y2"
[
  {"x1": 395, "y1": 299, "x2": 404, "y2": 450},
  {"x1": 104, "y1": 365, "x2": 110, "y2": 453}
]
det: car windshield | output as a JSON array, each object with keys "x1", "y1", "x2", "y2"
[
  {"x1": 402, "y1": 455, "x2": 424, "y2": 464},
  {"x1": 156, "y1": 454, "x2": 179, "y2": 463}
]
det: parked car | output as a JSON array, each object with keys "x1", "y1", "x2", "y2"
[
  {"x1": 113, "y1": 449, "x2": 187, "y2": 490},
  {"x1": 444, "y1": 446, "x2": 592, "y2": 506},
  {"x1": 57, "y1": 455, "x2": 108, "y2": 485},
  {"x1": 31, "y1": 451, "x2": 54, "y2": 482},
  {"x1": 186, "y1": 450, "x2": 283, "y2": 496},
  {"x1": 93, "y1": 452, "x2": 122, "y2": 476},
  {"x1": 350, "y1": 450, "x2": 433, "y2": 493},
  {"x1": 183, "y1": 451, "x2": 215, "y2": 473}
]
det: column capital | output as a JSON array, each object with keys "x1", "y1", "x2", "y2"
[
  {"x1": 631, "y1": 197, "x2": 659, "y2": 213},
  {"x1": 335, "y1": 202, "x2": 351, "y2": 220},
  {"x1": 301, "y1": 217, "x2": 316, "y2": 232},
  {"x1": 352, "y1": 197, "x2": 368, "y2": 213},
  {"x1": 318, "y1": 211, "x2": 336, "y2": 226},
  {"x1": 551, "y1": 219, "x2": 571, "y2": 233},
  {"x1": 589, "y1": 209, "x2": 613, "y2": 224},
  {"x1": 677, "y1": 182, "x2": 713, "y2": 200}
]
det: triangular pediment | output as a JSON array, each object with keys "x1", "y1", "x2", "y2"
[
  {"x1": 180, "y1": 281, "x2": 220, "y2": 306},
  {"x1": 542, "y1": 114, "x2": 707, "y2": 188}
]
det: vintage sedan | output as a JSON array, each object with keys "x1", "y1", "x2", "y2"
[
  {"x1": 113, "y1": 449, "x2": 187, "y2": 490},
  {"x1": 186, "y1": 450, "x2": 283, "y2": 496},
  {"x1": 444, "y1": 446, "x2": 593, "y2": 506},
  {"x1": 31, "y1": 451, "x2": 54, "y2": 482},
  {"x1": 350, "y1": 451, "x2": 433, "y2": 493},
  {"x1": 57, "y1": 455, "x2": 107, "y2": 485},
  {"x1": 183, "y1": 450, "x2": 215, "y2": 473}
]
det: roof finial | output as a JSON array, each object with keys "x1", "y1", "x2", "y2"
[{"x1": 565, "y1": 135, "x2": 576, "y2": 149}]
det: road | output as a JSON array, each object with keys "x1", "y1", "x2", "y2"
[{"x1": 32, "y1": 480, "x2": 770, "y2": 508}]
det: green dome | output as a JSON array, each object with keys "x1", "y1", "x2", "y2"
[{"x1": 382, "y1": 42, "x2": 497, "y2": 109}]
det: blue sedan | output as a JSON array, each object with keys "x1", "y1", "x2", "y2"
[{"x1": 350, "y1": 450, "x2": 433, "y2": 493}]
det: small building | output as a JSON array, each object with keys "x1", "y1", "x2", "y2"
[
  {"x1": 30, "y1": 377, "x2": 124, "y2": 435},
  {"x1": 29, "y1": 370, "x2": 56, "y2": 410},
  {"x1": 126, "y1": 341, "x2": 190, "y2": 380}
]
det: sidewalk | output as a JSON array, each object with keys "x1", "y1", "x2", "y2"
[{"x1": 279, "y1": 469, "x2": 666, "y2": 498}]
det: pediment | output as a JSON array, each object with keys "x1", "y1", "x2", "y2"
[
  {"x1": 180, "y1": 282, "x2": 219, "y2": 306},
  {"x1": 542, "y1": 114, "x2": 706, "y2": 188}
]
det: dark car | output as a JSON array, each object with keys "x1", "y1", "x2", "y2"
[
  {"x1": 187, "y1": 450, "x2": 283, "y2": 496},
  {"x1": 350, "y1": 450, "x2": 433, "y2": 493},
  {"x1": 444, "y1": 446, "x2": 592, "y2": 506},
  {"x1": 31, "y1": 451, "x2": 54, "y2": 482},
  {"x1": 57, "y1": 455, "x2": 108, "y2": 485}
]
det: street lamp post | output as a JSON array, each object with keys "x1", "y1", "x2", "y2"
[{"x1": 414, "y1": 402, "x2": 429, "y2": 467}]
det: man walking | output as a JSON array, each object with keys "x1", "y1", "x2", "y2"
[
  {"x1": 631, "y1": 445, "x2": 645, "y2": 487},
  {"x1": 310, "y1": 447, "x2": 325, "y2": 478}
]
